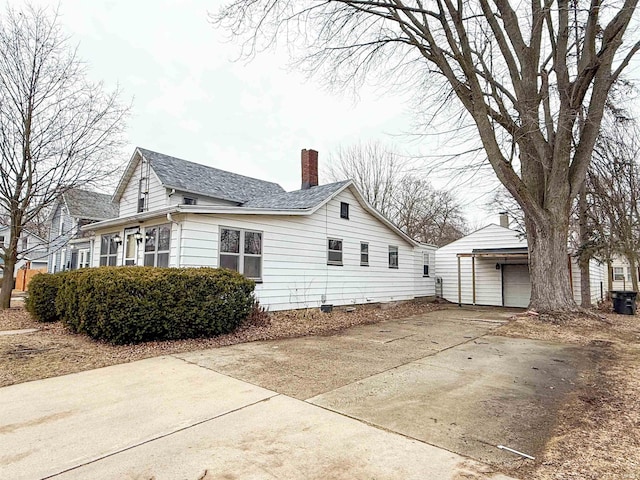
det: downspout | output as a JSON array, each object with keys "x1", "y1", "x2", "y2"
[{"x1": 167, "y1": 212, "x2": 182, "y2": 267}]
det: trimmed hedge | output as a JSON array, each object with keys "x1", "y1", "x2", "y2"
[
  {"x1": 25, "y1": 272, "x2": 66, "y2": 322},
  {"x1": 28, "y1": 267, "x2": 255, "y2": 344}
]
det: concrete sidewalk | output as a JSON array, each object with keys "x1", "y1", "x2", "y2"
[{"x1": 1, "y1": 356, "x2": 512, "y2": 480}]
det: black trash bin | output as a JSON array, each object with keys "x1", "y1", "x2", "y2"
[{"x1": 610, "y1": 290, "x2": 637, "y2": 315}]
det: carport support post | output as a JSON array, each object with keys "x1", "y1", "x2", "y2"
[
  {"x1": 472, "y1": 256, "x2": 476, "y2": 305},
  {"x1": 457, "y1": 255, "x2": 462, "y2": 307}
]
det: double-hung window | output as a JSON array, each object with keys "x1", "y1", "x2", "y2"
[
  {"x1": 144, "y1": 224, "x2": 171, "y2": 267},
  {"x1": 360, "y1": 242, "x2": 369, "y2": 266},
  {"x1": 613, "y1": 267, "x2": 625, "y2": 281},
  {"x1": 327, "y1": 238, "x2": 343, "y2": 266},
  {"x1": 389, "y1": 245, "x2": 399, "y2": 269},
  {"x1": 423, "y1": 252, "x2": 430, "y2": 277},
  {"x1": 220, "y1": 227, "x2": 263, "y2": 280},
  {"x1": 99, "y1": 234, "x2": 119, "y2": 266}
]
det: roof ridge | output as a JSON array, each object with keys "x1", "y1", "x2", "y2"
[{"x1": 137, "y1": 147, "x2": 283, "y2": 188}]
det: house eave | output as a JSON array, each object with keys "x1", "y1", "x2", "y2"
[
  {"x1": 80, "y1": 207, "x2": 178, "y2": 231},
  {"x1": 81, "y1": 205, "x2": 316, "y2": 231}
]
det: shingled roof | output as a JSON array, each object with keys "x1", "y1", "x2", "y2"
[
  {"x1": 137, "y1": 148, "x2": 285, "y2": 204},
  {"x1": 64, "y1": 189, "x2": 119, "y2": 221},
  {"x1": 242, "y1": 180, "x2": 351, "y2": 209}
]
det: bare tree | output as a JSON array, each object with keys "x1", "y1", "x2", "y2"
[
  {"x1": 585, "y1": 114, "x2": 640, "y2": 292},
  {"x1": 328, "y1": 142, "x2": 467, "y2": 245},
  {"x1": 327, "y1": 142, "x2": 404, "y2": 218},
  {"x1": 0, "y1": 4, "x2": 129, "y2": 308},
  {"x1": 214, "y1": 0, "x2": 640, "y2": 314},
  {"x1": 393, "y1": 176, "x2": 467, "y2": 245}
]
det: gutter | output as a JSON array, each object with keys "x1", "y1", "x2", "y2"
[
  {"x1": 80, "y1": 205, "x2": 316, "y2": 232},
  {"x1": 80, "y1": 206, "x2": 178, "y2": 231}
]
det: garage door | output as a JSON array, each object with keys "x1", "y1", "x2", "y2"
[{"x1": 502, "y1": 264, "x2": 531, "y2": 308}]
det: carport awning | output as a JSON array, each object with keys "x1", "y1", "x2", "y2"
[
  {"x1": 455, "y1": 247, "x2": 530, "y2": 306},
  {"x1": 457, "y1": 247, "x2": 529, "y2": 259}
]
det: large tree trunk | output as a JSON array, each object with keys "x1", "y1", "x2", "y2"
[
  {"x1": 526, "y1": 215, "x2": 577, "y2": 313},
  {"x1": 0, "y1": 256, "x2": 16, "y2": 309}
]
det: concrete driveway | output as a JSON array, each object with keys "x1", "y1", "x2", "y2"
[{"x1": 0, "y1": 307, "x2": 591, "y2": 479}]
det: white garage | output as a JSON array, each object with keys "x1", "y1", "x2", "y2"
[{"x1": 435, "y1": 222, "x2": 605, "y2": 308}]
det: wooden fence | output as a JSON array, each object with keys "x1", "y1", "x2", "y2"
[{"x1": 15, "y1": 267, "x2": 48, "y2": 292}]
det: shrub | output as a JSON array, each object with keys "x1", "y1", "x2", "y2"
[
  {"x1": 25, "y1": 272, "x2": 65, "y2": 322},
  {"x1": 55, "y1": 267, "x2": 255, "y2": 344}
]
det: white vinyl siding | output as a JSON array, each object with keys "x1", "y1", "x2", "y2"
[
  {"x1": 88, "y1": 186, "x2": 437, "y2": 310},
  {"x1": 177, "y1": 188, "x2": 430, "y2": 310},
  {"x1": 570, "y1": 257, "x2": 608, "y2": 305},
  {"x1": 119, "y1": 160, "x2": 168, "y2": 216}
]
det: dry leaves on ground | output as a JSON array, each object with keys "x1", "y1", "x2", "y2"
[
  {"x1": 0, "y1": 299, "x2": 442, "y2": 388},
  {"x1": 498, "y1": 313, "x2": 640, "y2": 480}
]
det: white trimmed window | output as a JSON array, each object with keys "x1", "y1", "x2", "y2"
[
  {"x1": 340, "y1": 202, "x2": 349, "y2": 219},
  {"x1": 328, "y1": 238, "x2": 343, "y2": 266},
  {"x1": 99, "y1": 234, "x2": 118, "y2": 266},
  {"x1": 144, "y1": 224, "x2": 171, "y2": 267},
  {"x1": 423, "y1": 252, "x2": 430, "y2": 277},
  {"x1": 389, "y1": 245, "x2": 399, "y2": 269},
  {"x1": 220, "y1": 227, "x2": 263, "y2": 280},
  {"x1": 613, "y1": 267, "x2": 625, "y2": 281},
  {"x1": 360, "y1": 242, "x2": 369, "y2": 266}
]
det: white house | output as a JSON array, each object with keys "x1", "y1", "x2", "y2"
[
  {"x1": 0, "y1": 227, "x2": 48, "y2": 279},
  {"x1": 609, "y1": 255, "x2": 639, "y2": 291},
  {"x1": 435, "y1": 222, "x2": 606, "y2": 308},
  {"x1": 82, "y1": 147, "x2": 437, "y2": 311},
  {"x1": 48, "y1": 189, "x2": 119, "y2": 273}
]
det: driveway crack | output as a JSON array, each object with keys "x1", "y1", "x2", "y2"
[{"x1": 43, "y1": 394, "x2": 279, "y2": 479}]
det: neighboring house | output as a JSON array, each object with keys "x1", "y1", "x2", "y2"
[
  {"x1": 82, "y1": 147, "x2": 437, "y2": 311},
  {"x1": 48, "y1": 189, "x2": 119, "y2": 273},
  {"x1": 609, "y1": 255, "x2": 639, "y2": 291},
  {"x1": 0, "y1": 226, "x2": 48, "y2": 278},
  {"x1": 435, "y1": 222, "x2": 607, "y2": 308}
]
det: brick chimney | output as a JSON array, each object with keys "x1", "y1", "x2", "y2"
[
  {"x1": 499, "y1": 212, "x2": 509, "y2": 228},
  {"x1": 301, "y1": 149, "x2": 319, "y2": 189}
]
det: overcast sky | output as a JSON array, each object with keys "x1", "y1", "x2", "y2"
[{"x1": 14, "y1": 0, "x2": 640, "y2": 227}]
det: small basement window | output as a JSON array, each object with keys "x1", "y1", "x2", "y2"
[
  {"x1": 388, "y1": 245, "x2": 398, "y2": 269},
  {"x1": 423, "y1": 252, "x2": 430, "y2": 277},
  {"x1": 340, "y1": 202, "x2": 349, "y2": 219},
  {"x1": 183, "y1": 197, "x2": 197, "y2": 205},
  {"x1": 328, "y1": 238, "x2": 343, "y2": 265},
  {"x1": 360, "y1": 242, "x2": 369, "y2": 266}
]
